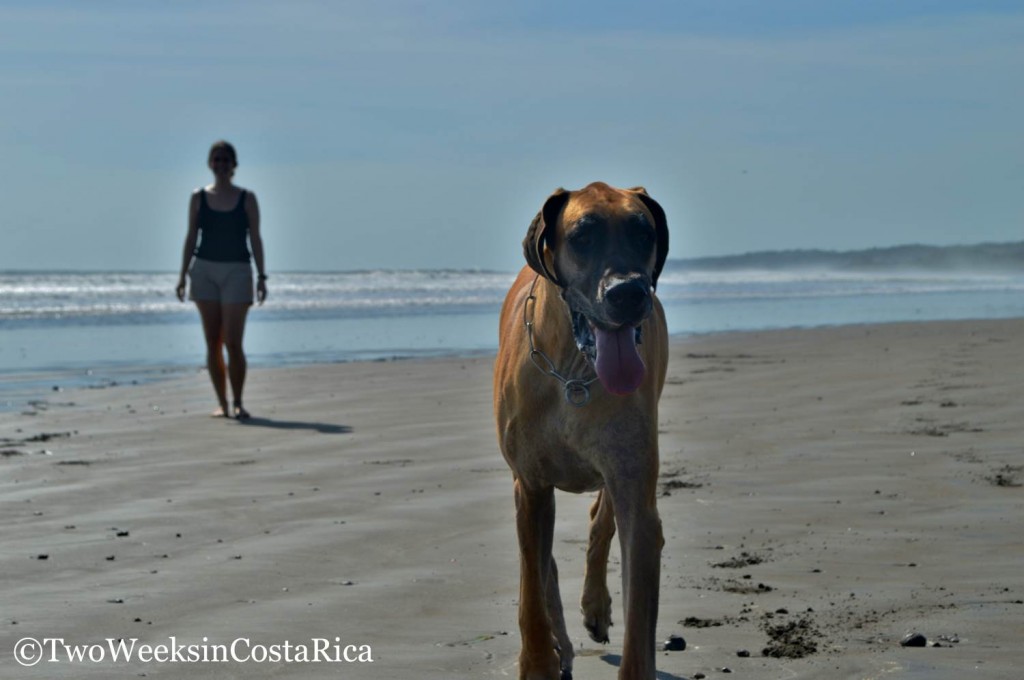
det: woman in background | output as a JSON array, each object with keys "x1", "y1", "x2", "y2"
[{"x1": 175, "y1": 140, "x2": 267, "y2": 419}]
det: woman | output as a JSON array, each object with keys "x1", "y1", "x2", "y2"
[{"x1": 175, "y1": 140, "x2": 267, "y2": 419}]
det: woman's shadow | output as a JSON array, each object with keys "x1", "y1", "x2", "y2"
[{"x1": 237, "y1": 416, "x2": 352, "y2": 434}]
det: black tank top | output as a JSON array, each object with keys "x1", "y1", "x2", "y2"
[{"x1": 194, "y1": 189, "x2": 251, "y2": 263}]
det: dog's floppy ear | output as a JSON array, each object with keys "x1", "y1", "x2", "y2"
[
  {"x1": 523, "y1": 188, "x2": 570, "y2": 285},
  {"x1": 629, "y1": 187, "x2": 669, "y2": 290}
]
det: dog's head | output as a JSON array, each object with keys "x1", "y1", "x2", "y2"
[{"x1": 523, "y1": 182, "x2": 669, "y2": 396}]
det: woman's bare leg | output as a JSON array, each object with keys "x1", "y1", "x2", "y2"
[
  {"x1": 195, "y1": 300, "x2": 230, "y2": 416},
  {"x1": 222, "y1": 302, "x2": 251, "y2": 418}
]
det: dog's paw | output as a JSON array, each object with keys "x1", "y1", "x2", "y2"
[
  {"x1": 553, "y1": 638, "x2": 574, "y2": 680},
  {"x1": 552, "y1": 634, "x2": 577, "y2": 675},
  {"x1": 583, "y1": 617, "x2": 611, "y2": 644},
  {"x1": 519, "y1": 650, "x2": 562, "y2": 680},
  {"x1": 581, "y1": 589, "x2": 613, "y2": 644},
  {"x1": 583, "y1": 618, "x2": 611, "y2": 644}
]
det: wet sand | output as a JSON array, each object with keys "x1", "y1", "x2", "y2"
[{"x1": 2, "y1": 319, "x2": 1022, "y2": 679}]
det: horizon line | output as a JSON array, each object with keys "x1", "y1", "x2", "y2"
[{"x1": 3, "y1": 239, "x2": 1023, "y2": 275}]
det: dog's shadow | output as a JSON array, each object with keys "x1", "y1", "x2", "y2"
[
  {"x1": 600, "y1": 654, "x2": 689, "y2": 680},
  {"x1": 237, "y1": 417, "x2": 352, "y2": 434}
]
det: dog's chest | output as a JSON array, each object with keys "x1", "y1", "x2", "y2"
[
  {"x1": 525, "y1": 426, "x2": 606, "y2": 493},
  {"x1": 549, "y1": 454, "x2": 605, "y2": 493}
]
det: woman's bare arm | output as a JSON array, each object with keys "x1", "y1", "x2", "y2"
[
  {"x1": 176, "y1": 191, "x2": 201, "y2": 301},
  {"x1": 247, "y1": 191, "x2": 267, "y2": 304}
]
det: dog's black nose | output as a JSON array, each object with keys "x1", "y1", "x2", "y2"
[{"x1": 603, "y1": 278, "x2": 651, "y2": 322}]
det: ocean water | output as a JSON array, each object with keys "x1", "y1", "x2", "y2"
[{"x1": 3, "y1": 267, "x2": 1024, "y2": 406}]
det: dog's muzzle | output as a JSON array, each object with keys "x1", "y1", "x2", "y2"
[
  {"x1": 570, "y1": 276, "x2": 652, "y2": 397},
  {"x1": 599, "y1": 276, "x2": 653, "y2": 327}
]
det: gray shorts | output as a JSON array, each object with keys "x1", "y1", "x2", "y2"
[{"x1": 188, "y1": 258, "x2": 254, "y2": 305}]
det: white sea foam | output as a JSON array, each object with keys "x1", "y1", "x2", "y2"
[
  {"x1": 3, "y1": 267, "x2": 1024, "y2": 381},
  {"x1": 4, "y1": 269, "x2": 1023, "y2": 323}
]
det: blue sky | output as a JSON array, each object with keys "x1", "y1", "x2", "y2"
[{"x1": 1, "y1": 1, "x2": 1021, "y2": 271}]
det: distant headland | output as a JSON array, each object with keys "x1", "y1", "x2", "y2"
[{"x1": 669, "y1": 241, "x2": 1024, "y2": 272}]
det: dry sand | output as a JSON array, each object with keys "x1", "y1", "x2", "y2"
[{"x1": 2, "y1": 319, "x2": 1022, "y2": 679}]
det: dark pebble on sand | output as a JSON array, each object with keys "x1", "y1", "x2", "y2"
[
  {"x1": 662, "y1": 634, "x2": 686, "y2": 651},
  {"x1": 900, "y1": 632, "x2": 927, "y2": 647},
  {"x1": 694, "y1": 674, "x2": 706, "y2": 679},
  {"x1": 737, "y1": 649, "x2": 750, "y2": 657},
  {"x1": 36, "y1": 554, "x2": 49, "y2": 560}
]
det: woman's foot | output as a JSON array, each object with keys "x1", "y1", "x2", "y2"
[
  {"x1": 233, "y1": 403, "x2": 251, "y2": 420},
  {"x1": 212, "y1": 402, "x2": 231, "y2": 418}
]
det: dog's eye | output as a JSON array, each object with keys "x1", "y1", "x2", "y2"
[
  {"x1": 568, "y1": 231, "x2": 592, "y2": 250},
  {"x1": 634, "y1": 228, "x2": 655, "y2": 248}
]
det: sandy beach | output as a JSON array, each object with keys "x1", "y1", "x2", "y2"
[{"x1": 2, "y1": 319, "x2": 1022, "y2": 679}]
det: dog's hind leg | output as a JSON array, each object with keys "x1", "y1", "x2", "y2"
[
  {"x1": 581, "y1": 488, "x2": 615, "y2": 643},
  {"x1": 514, "y1": 479, "x2": 562, "y2": 680}
]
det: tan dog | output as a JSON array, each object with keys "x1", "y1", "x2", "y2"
[{"x1": 494, "y1": 183, "x2": 670, "y2": 680}]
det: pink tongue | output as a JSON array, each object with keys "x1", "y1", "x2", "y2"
[{"x1": 593, "y1": 325, "x2": 646, "y2": 396}]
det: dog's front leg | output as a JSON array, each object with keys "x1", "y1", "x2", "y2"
[
  {"x1": 514, "y1": 478, "x2": 562, "y2": 680},
  {"x1": 608, "y1": 475, "x2": 664, "y2": 680}
]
